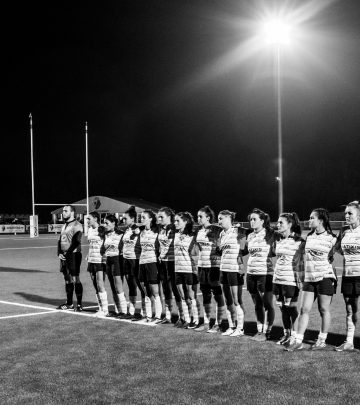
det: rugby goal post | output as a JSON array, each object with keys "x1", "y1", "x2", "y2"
[{"x1": 29, "y1": 115, "x2": 90, "y2": 237}]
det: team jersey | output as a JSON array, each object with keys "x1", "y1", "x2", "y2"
[
  {"x1": 158, "y1": 225, "x2": 175, "y2": 262},
  {"x1": 245, "y1": 229, "x2": 275, "y2": 275},
  {"x1": 219, "y1": 226, "x2": 246, "y2": 273},
  {"x1": 87, "y1": 226, "x2": 105, "y2": 264},
  {"x1": 59, "y1": 220, "x2": 83, "y2": 253},
  {"x1": 273, "y1": 234, "x2": 305, "y2": 286},
  {"x1": 304, "y1": 231, "x2": 337, "y2": 282},
  {"x1": 103, "y1": 231, "x2": 122, "y2": 257},
  {"x1": 121, "y1": 226, "x2": 141, "y2": 260},
  {"x1": 139, "y1": 228, "x2": 159, "y2": 264},
  {"x1": 337, "y1": 225, "x2": 360, "y2": 277},
  {"x1": 196, "y1": 225, "x2": 221, "y2": 268},
  {"x1": 174, "y1": 232, "x2": 198, "y2": 273}
]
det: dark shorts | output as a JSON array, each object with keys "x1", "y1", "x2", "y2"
[
  {"x1": 158, "y1": 261, "x2": 175, "y2": 282},
  {"x1": 123, "y1": 258, "x2": 140, "y2": 277},
  {"x1": 139, "y1": 262, "x2": 158, "y2": 285},
  {"x1": 220, "y1": 271, "x2": 244, "y2": 287},
  {"x1": 341, "y1": 276, "x2": 360, "y2": 297},
  {"x1": 247, "y1": 274, "x2": 273, "y2": 294},
  {"x1": 273, "y1": 283, "x2": 299, "y2": 302},
  {"x1": 303, "y1": 278, "x2": 335, "y2": 296},
  {"x1": 60, "y1": 252, "x2": 82, "y2": 277},
  {"x1": 87, "y1": 262, "x2": 105, "y2": 274},
  {"x1": 106, "y1": 256, "x2": 121, "y2": 277},
  {"x1": 198, "y1": 267, "x2": 221, "y2": 286},
  {"x1": 175, "y1": 272, "x2": 194, "y2": 286}
]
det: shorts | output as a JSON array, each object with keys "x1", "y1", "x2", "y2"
[
  {"x1": 303, "y1": 278, "x2": 335, "y2": 296},
  {"x1": 139, "y1": 262, "x2": 158, "y2": 285},
  {"x1": 247, "y1": 274, "x2": 273, "y2": 294},
  {"x1": 106, "y1": 256, "x2": 121, "y2": 277},
  {"x1": 341, "y1": 276, "x2": 360, "y2": 297},
  {"x1": 60, "y1": 252, "x2": 82, "y2": 277},
  {"x1": 198, "y1": 267, "x2": 221, "y2": 286},
  {"x1": 123, "y1": 258, "x2": 140, "y2": 277},
  {"x1": 273, "y1": 283, "x2": 299, "y2": 302},
  {"x1": 175, "y1": 272, "x2": 194, "y2": 286},
  {"x1": 158, "y1": 261, "x2": 175, "y2": 282},
  {"x1": 87, "y1": 263, "x2": 105, "y2": 274},
  {"x1": 220, "y1": 271, "x2": 244, "y2": 287}
]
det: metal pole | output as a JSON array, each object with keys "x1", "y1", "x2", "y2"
[
  {"x1": 85, "y1": 121, "x2": 89, "y2": 216},
  {"x1": 276, "y1": 47, "x2": 284, "y2": 215},
  {"x1": 29, "y1": 113, "x2": 35, "y2": 217}
]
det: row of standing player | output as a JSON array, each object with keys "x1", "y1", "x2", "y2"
[{"x1": 57, "y1": 201, "x2": 360, "y2": 352}]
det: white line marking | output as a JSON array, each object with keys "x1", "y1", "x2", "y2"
[
  {"x1": 0, "y1": 311, "x2": 56, "y2": 320},
  {"x1": 0, "y1": 300, "x2": 57, "y2": 311},
  {"x1": 0, "y1": 246, "x2": 57, "y2": 251}
]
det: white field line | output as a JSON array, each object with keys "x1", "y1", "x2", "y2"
[
  {"x1": 0, "y1": 244, "x2": 89, "y2": 251},
  {"x1": 0, "y1": 311, "x2": 56, "y2": 320},
  {"x1": 0, "y1": 300, "x2": 57, "y2": 311}
]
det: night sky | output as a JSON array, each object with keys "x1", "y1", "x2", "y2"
[{"x1": 3, "y1": 0, "x2": 360, "y2": 221}]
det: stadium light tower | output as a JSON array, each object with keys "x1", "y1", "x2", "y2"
[{"x1": 261, "y1": 17, "x2": 292, "y2": 215}]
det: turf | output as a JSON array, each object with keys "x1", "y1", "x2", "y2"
[{"x1": 0, "y1": 235, "x2": 359, "y2": 405}]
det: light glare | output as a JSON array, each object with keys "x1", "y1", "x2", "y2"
[{"x1": 263, "y1": 18, "x2": 292, "y2": 46}]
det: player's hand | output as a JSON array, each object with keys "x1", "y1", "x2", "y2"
[{"x1": 59, "y1": 253, "x2": 66, "y2": 261}]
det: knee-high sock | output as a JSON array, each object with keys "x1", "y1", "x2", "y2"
[
  {"x1": 141, "y1": 297, "x2": 146, "y2": 317},
  {"x1": 191, "y1": 299, "x2": 199, "y2": 324},
  {"x1": 155, "y1": 295, "x2": 162, "y2": 319},
  {"x1": 113, "y1": 293, "x2": 120, "y2": 314},
  {"x1": 118, "y1": 292, "x2": 128, "y2": 314},
  {"x1": 129, "y1": 296, "x2": 137, "y2": 316},
  {"x1": 346, "y1": 313, "x2": 356, "y2": 344},
  {"x1": 66, "y1": 283, "x2": 74, "y2": 305},
  {"x1": 204, "y1": 303, "x2": 211, "y2": 324},
  {"x1": 196, "y1": 299, "x2": 201, "y2": 321},
  {"x1": 235, "y1": 304, "x2": 244, "y2": 330},
  {"x1": 182, "y1": 299, "x2": 190, "y2": 323},
  {"x1": 145, "y1": 296, "x2": 152, "y2": 318},
  {"x1": 165, "y1": 299, "x2": 172, "y2": 320},
  {"x1": 96, "y1": 293, "x2": 101, "y2": 310},
  {"x1": 226, "y1": 306, "x2": 234, "y2": 328},
  {"x1": 99, "y1": 291, "x2": 109, "y2": 315},
  {"x1": 176, "y1": 301, "x2": 184, "y2": 319},
  {"x1": 75, "y1": 282, "x2": 83, "y2": 305},
  {"x1": 217, "y1": 304, "x2": 226, "y2": 326}
]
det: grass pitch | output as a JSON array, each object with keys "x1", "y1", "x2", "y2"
[{"x1": 0, "y1": 235, "x2": 359, "y2": 405}]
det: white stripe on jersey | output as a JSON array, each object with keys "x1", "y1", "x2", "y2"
[
  {"x1": 274, "y1": 235, "x2": 304, "y2": 286},
  {"x1": 174, "y1": 232, "x2": 197, "y2": 273},
  {"x1": 103, "y1": 231, "x2": 122, "y2": 257},
  {"x1": 87, "y1": 227, "x2": 104, "y2": 264},
  {"x1": 139, "y1": 229, "x2": 158, "y2": 265},
  {"x1": 246, "y1": 229, "x2": 274, "y2": 275},
  {"x1": 219, "y1": 227, "x2": 244, "y2": 273},
  {"x1": 122, "y1": 227, "x2": 141, "y2": 260},
  {"x1": 196, "y1": 227, "x2": 221, "y2": 268},
  {"x1": 304, "y1": 231, "x2": 336, "y2": 282},
  {"x1": 340, "y1": 225, "x2": 360, "y2": 277}
]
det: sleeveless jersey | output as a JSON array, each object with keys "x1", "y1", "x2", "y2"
[
  {"x1": 87, "y1": 226, "x2": 105, "y2": 264},
  {"x1": 273, "y1": 234, "x2": 305, "y2": 286},
  {"x1": 158, "y1": 225, "x2": 175, "y2": 262},
  {"x1": 246, "y1": 229, "x2": 274, "y2": 275},
  {"x1": 139, "y1": 229, "x2": 158, "y2": 264},
  {"x1": 339, "y1": 225, "x2": 360, "y2": 277},
  {"x1": 219, "y1": 227, "x2": 245, "y2": 273},
  {"x1": 174, "y1": 232, "x2": 198, "y2": 273},
  {"x1": 196, "y1": 226, "x2": 221, "y2": 268},
  {"x1": 103, "y1": 231, "x2": 122, "y2": 257},
  {"x1": 304, "y1": 231, "x2": 336, "y2": 282},
  {"x1": 60, "y1": 220, "x2": 82, "y2": 253},
  {"x1": 122, "y1": 227, "x2": 141, "y2": 260}
]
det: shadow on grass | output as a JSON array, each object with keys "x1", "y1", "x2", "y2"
[
  {"x1": 14, "y1": 292, "x2": 96, "y2": 311},
  {"x1": 0, "y1": 267, "x2": 49, "y2": 273}
]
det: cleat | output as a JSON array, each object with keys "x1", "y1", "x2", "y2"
[
  {"x1": 118, "y1": 313, "x2": 132, "y2": 319},
  {"x1": 222, "y1": 327, "x2": 235, "y2": 336},
  {"x1": 152, "y1": 318, "x2": 163, "y2": 324},
  {"x1": 229, "y1": 328, "x2": 244, "y2": 337},
  {"x1": 284, "y1": 340, "x2": 304, "y2": 351},
  {"x1": 131, "y1": 315, "x2": 146, "y2": 322},
  {"x1": 334, "y1": 341, "x2": 354, "y2": 352},
  {"x1": 276, "y1": 334, "x2": 291, "y2": 345},
  {"x1": 251, "y1": 332, "x2": 267, "y2": 342},
  {"x1": 310, "y1": 340, "x2": 327, "y2": 350},
  {"x1": 174, "y1": 319, "x2": 185, "y2": 328},
  {"x1": 95, "y1": 310, "x2": 108, "y2": 318},
  {"x1": 181, "y1": 321, "x2": 190, "y2": 329},
  {"x1": 207, "y1": 324, "x2": 221, "y2": 334},
  {"x1": 160, "y1": 318, "x2": 172, "y2": 324},
  {"x1": 75, "y1": 305, "x2": 83, "y2": 312},
  {"x1": 57, "y1": 303, "x2": 74, "y2": 310},
  {"x1": 188, "y1": 321, "x2": 198, "y2": 329},
  {"x1": 194, "y1": 324, "x2": 209, "y2": 332}
]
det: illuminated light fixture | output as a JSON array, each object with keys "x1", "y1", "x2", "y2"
[{"x1": 262, "y1": 18, "x2": 292, "y2": 46}]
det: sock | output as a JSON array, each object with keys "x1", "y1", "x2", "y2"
[
  {"x1": 145, "y1": 296, "x2": 152, "y2": 318},
  {"x1": 191, "y1": 299, "x2": 199, "y2": 324},
  {"x1": 96, "y1": 293, "x2": 101, "y2": 310},
  {"x1": 235, "y1": 305, "x2": 244, "y2": 331},
  {"x1": 217, "y1": 305, "x2": 225, "y2": 326},
  {"x1": 113, "y1": 293, "x2": 120, "y2": 314},
  {"x1": 257, "y1": 322, "x2": 264, "y2": 333},
  {"x1": 75, "y1": 282, "x2": 83, "y2": 306},
  {"x1": 296, "y1": 333, "x2": 304, "y2": 343},
  {"x1": 196, "y1": 299, "x2": 201, "y2": 320},
  {"x1": 141, "y1": 298, "x2": 146, "y2": 317},
  {"x1": 265, "y1": 323, "x2": 272, "y2": 334},
  {"x1": 226, "y1": 307, "x2": 234, "y2": 329},
  {"x1": 182, "y1": 299, "x2": 190, "y2": 323},
  {"x1": 129, "y1": 296, "x2": 137, "y2": 316},
  {"x1": 155, "y1": 295, "x2": 162, "y2": 319},
  {"x1": 165, "y1": 299, "x2": 172, "y2": 320},
  {"x1": 204, "y1": 303, "x2": 211, "y2": 324},
  {"x1": 98, "y1": 292, "x2": 109, "y2": 315},
  {"x1": 118, "y1": 292, "x2": 128, "y2": 314},
  {"x1": 318, "y1": 332, "x2": 327, "y2": 342},
  {"x1": 176, "y1": 301, "x2": 184, "y2": 320},
  {"x1": 346, "y1": 314, "x2": 355, "y2": 344},
  {"x1": 66, "y1": 283, "x2": 74, "y2": 305}
]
